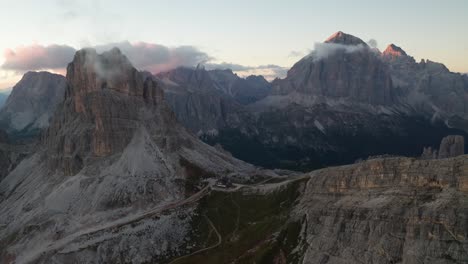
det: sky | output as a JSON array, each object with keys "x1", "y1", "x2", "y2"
[{"x1": 0, "y1": 0, "x2": 467, "y2": 90}]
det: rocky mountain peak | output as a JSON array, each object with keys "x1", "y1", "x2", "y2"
[
  {"x1": 0, "y1": 71, "x2": 67, "y2": 136},
  {"x1": 46, "y1": 48, "x2": 167, "y2": 171},
  {"x1": 325, "y1": 31, "x2": 368, "y2": 46},
  {"x1": 273, "y1": 32, "x2": 394, "y2": 105},
  {"x1": 66, "y1": 47, "x2": 144, "y2": 100},
  {"x1": 245, "y1": 74, "x2": 269, "y2": 84},
  {"x1": 383, "y1": 44, "x2": 408, "y2": 58}
]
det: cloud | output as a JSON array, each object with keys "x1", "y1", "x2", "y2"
[
  {"x1": 367, "y1": 39, "x2": 378, "y2": 49},
  {"x1": 1, "y1": 41, "x2": 287, "y2": 81},
  {"x1": 94, "y1": 41, "x2": 211, "y2": 73},
  {"x1": 288, "y1": 50, "x2": 307, "y2": 58},
  {"x1": 310, "y1": 42, "x2": 367, "y2": 62},
  {"x1": 204, "y1": 62, "x2": 250, "y2": 72},
  {"x1": 2, "y1": 44, "x2": 76, "y2": 72},
  {"x1": 1, "y1": 41, "x2": 211, "y2": 75},
  {"x1": 205, "y1": 63, "x2": 287, "y2": 80}
]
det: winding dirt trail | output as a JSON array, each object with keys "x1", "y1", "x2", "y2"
[
  {"x1": 22, "y1": 174, "x2": 305, "y2": 263},
  {"x1": 168, "y1": 215, "x2": 222, "y2": 264}
]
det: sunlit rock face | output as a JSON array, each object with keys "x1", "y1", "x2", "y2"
[
  {"x1": 383, "y1": 44, "x2": 408, "y2": 59},
  {"x1": 325, "y1": 31, "x2": 368, "y2": 46}
]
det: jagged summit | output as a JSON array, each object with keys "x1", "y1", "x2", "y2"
[
  {"x1": 66, "y1": 47, "x2": 144, "y2": 98},
  {"x1": 383, "y1": 44, "x2": 408, "y2": 57},
  {"x1": 46, "y1": 47, "x2": 168, "y2": 170},
  {"x1": 325, "y1": 31, "x2": 368, "y2": 46}
]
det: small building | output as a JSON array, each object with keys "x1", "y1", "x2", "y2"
[{"x1": 215, "y1": 177, "x2": 233, "y2": 188}]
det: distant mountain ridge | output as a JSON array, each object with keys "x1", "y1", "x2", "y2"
[
  {"x1": 155, "y1": 66, "x2": 270, "y2": 135},
  {"x1": 1, "y1": 31, "x2": 467, "y2": 171},
  {"x1": 0, "y1": 72, "x2": 67, "y2": 139},
  {"x1": 158, "y1": 31, "x2": 468, "y2": 170}
]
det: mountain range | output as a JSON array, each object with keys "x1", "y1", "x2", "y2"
[
  {"x1": 0, "y1": 32, "x2": 467, "y2": 263},
  {"x1": 155, "y1": 31, "x2": 468, "y2": 170},
  {"x1": 2, "y1": 32, "x2": 467, "y2": 170}
]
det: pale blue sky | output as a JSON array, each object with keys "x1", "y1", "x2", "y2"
[{"x1": 0, "y1": 0, "x2": 467, "y2": 89}]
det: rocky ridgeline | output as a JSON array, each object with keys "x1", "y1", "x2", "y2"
[
  {"x1": 297, "y1": 155, "x2": 468, "y2": 263},
  {"x1": 421, "y1": 135, "x2": 465, "y2": 159}
]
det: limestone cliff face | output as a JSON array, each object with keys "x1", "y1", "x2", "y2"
[
  {"x1": 297, "y1": 156, "x2": 468, "y2": 263},
  {"x1": 45, "y1": 48, "x2": 172, "y2": 174},
  {"x1": 273, "y1": 32, "x2": 395, "y2": 106}
]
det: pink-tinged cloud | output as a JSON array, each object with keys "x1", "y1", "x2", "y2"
[
  {"x1": 94, "y1": 41, "x2": 212, "y2": 73},
  {"x1": 2, "y1": 44, "x2": 76, "y2": 71},
  {"x1": 1, "y1": 42, "x2": 288, "y2": 81},
  {"x1": 1, "y1": 41, "x2": 212, "y2": 75}
]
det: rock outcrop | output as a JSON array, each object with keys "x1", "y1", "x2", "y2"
[
  {"x1": 421, "y1": 146, "x2": 438, "y2": 159},
  {"x1": 439, "y1": 135, "x2": 465, "y2": 159},
  {"x1": 421, "y1": 135, "x2": 465, "y2": 160},
  {"x1": 0, "y1": 72, "x2": 67, "y2": 138}
]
